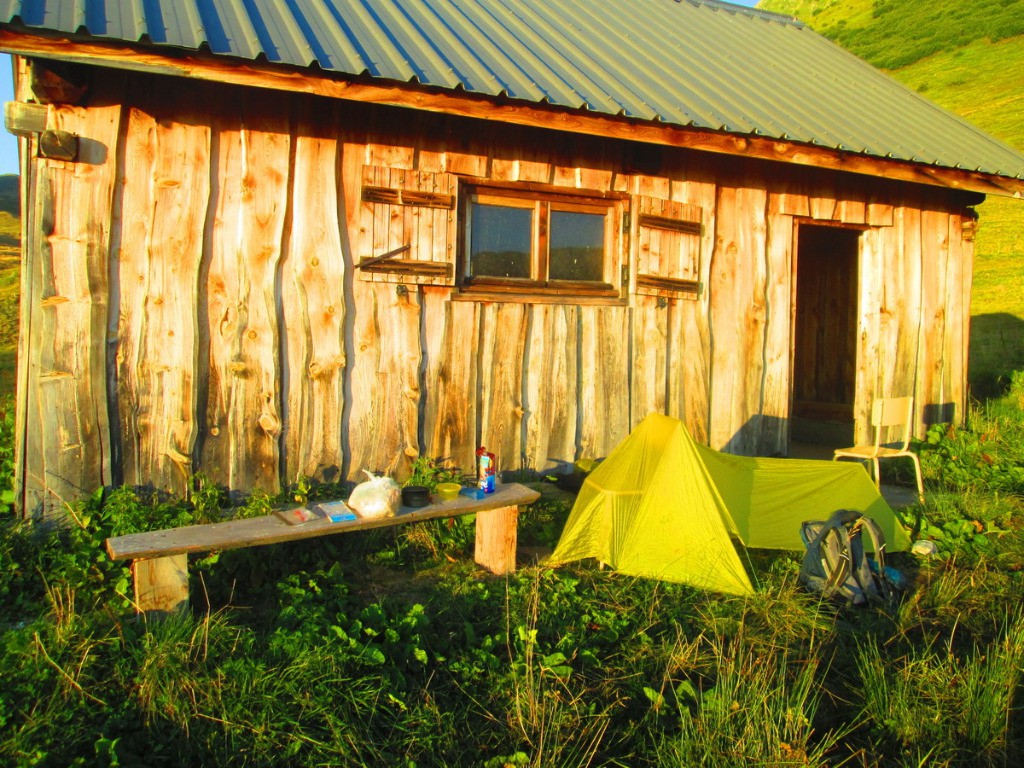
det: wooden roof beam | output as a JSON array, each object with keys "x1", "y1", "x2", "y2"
[{"x1": 1, "y1": 27, "x2": 1021, "y2": 200}]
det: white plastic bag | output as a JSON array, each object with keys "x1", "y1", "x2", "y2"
[{"x1": 347, "y1": 470, "x2": 401, "y2": 519}]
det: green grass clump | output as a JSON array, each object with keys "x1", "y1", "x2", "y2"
[
  {"x1": 856, "y1": 614, "x2": 1024, "y2": 764},
  {"x1": 0, "y1": 210, "x2": 19, "y2": 396}
]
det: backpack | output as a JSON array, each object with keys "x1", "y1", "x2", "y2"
[{"x1": 799, "y1": 509, "x2": 902, "y2": 605}]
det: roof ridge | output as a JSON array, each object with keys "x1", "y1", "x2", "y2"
[{"x1": 680, "y1": 0, "x2": 804, "y2": 28}]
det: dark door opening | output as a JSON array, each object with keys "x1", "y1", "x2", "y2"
[{"x1": 791, "y1": 225, "x2": 861, "y2": 447}]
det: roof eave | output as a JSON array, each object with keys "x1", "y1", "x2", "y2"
[{"x1": 2, "y1": 26, "x2": 1021, "y2": 200}]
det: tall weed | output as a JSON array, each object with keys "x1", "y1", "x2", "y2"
[
  {"x1": 652, "y1": 629, "x2": 846, "y2": 767},
  {"x1": 856, "y1": 612, "x2": 1024, "y2": 764}
]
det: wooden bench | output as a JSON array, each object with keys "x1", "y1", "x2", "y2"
[{"x1": 106, "y1": 482, "x2": 540, "y2": 613}]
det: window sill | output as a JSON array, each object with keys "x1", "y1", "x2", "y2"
[{"x1": 450, "y1": 288, "x2": 627, "y2": 307}]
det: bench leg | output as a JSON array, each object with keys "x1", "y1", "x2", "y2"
[
  {"x1": 475, "y1": 505, "x2": 519, "y2": 575},
  {"x1": 133, "y1": 555, "x2": 189, "y2": 614}
]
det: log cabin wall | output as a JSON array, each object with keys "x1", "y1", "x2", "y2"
[{"x1": 14, "y1": 64, "x2": 977, "y2": 517}]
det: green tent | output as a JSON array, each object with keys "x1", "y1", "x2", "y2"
[{"x1": 548, "y1": 413, "x2": 911, "y2": 595}]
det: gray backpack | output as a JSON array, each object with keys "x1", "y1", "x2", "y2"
[{"x1": 799, "y1": 510, "x2": 899, "y2": 605}]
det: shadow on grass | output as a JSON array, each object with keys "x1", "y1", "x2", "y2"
[
  {"x1": 970, "y1": 312, "x2": 1024, "y2": 399},
  {"x1": 0, "y1": 347, "x2": 15, "y2": 398}
]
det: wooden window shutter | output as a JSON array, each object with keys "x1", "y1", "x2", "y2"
[
  {"x1": 357, "y1": 166, "x2": 458, "y2": 286},
  {"x1": 633, "y1": 195, "x2": 703, "y2": 298}
]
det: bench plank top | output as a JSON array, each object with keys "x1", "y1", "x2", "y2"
[{"x1": 106, "y1": 483, "x2": 540, "y2": 561}]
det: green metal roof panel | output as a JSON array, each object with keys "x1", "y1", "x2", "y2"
[{"x1": 2, "y1": 0, "x2": 1023, "y2": 181}]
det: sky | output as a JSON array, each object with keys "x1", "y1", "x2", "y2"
[
  {"x1": 0, "y1": 0, "x2": 764, "y2": 177},
  {"x1": 1, "y1": 55, "x2": 15, "y2": 176}
]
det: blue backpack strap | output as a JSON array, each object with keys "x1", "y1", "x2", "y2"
[
  {"x1": 846, "y1": 514, "x2": 880, "y2": 601},
  {"x1": 856, "y1": 514, "x2": 895, "y2": 600}
]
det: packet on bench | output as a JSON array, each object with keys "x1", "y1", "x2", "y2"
[
  {"x1": 315, "y1": 500, "x2": 358, "y2": 523},
  {"x1": 274, "y1": 506, "x2": 319, "y2": 525}
]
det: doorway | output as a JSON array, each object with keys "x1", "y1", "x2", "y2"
[{"x1": 791, "y1": 224, "x2": 861, "y2": 448}]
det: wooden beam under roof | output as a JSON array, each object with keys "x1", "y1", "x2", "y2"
[{"x1": 0, "y1": 28, "x2": 1020, "y2": 200}]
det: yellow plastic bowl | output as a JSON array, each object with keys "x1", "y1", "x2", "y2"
[{"x1": 436, "y1": 482, "x2": 461, "y2": 501}]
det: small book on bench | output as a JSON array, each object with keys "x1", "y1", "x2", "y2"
[{"x1": 314, "y1": 500, "x2": 358, "y2": 523}]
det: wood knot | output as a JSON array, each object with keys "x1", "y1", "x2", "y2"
[{"x1": 258, "y1": 412, "x2": 282, "y2": 436}]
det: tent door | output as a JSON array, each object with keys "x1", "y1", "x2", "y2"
[{"x1": 790, "y1": 224, "x2": 861, "y2": 448}]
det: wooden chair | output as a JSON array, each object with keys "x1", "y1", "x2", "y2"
[{"x1": 833, "y1": 396, "x2": 925, "y2": 504}]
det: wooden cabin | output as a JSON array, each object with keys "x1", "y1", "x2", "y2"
[{"x1": 2, "y1": 0, "x2": 1023, "y2": 520}]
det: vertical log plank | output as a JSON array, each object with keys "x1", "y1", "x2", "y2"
[
  {"x1": 709, "y1": 183, "x2": 768, "y2": 453},
  {"x1": 478, "y1": 302, "x2": 527, "y2": 474},
  {"x1": 630, "y1": 296, "x2": 668, "y2": 428},
  {"x1": 523, "y1": 303, "x2": 578, "y2": 474},
  {"x1": 579, "y1": 305, "x2": 630, "y2": 459},
  {"x1": 855, "y1": 227, "x2": 883, "y2": 443},
  {"x1": 919, "y1": 208, "x2": 950, "y2": 428},
  {"x1": 890, "y1": 204, "x2": 923, "y2": 407},
  {"x1": 668, "y1": 174, "x2": 716, "y2": 443},
  {"x1": 957, "y1": 212, "x2": 975, "y2": 421},
  {"x1": 943, "y1": 211, "x2": 964, "y2": 417},
  {"x1": 202, "y1": 97, "x2": 289, "y2": 494},
  {"x1": 281, "y1": 104, "x2": 346, "y2": 484},
  {"x1": 347, "y1": 282, "x2": 422, "y2": 479},
  {"x1": 116, "y1": 92, "x2": 211, "y2": 495},
  {"x1": 20, "y1": 85, "x2": 122, "y2": 516},
  {"x1": 12, "y1": 56, "x2": 40, "y2": 515},
  {"x1": 761, "y1": 194, "x2": 794, "y2": 455},
  {"x1": 423, "y1": 293, "x2": 479, "y2": 472},
  {"x1": 669, "y1": 298, "x2": 712, "y2": 444}
]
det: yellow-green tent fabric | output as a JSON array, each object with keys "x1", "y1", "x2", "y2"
[{"x1": 548, "y1": 413, "x2": 912, "y2": 595}]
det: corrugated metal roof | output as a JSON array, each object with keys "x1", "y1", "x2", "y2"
[{"x1": 2, "y1": 0, "x2": 1023, "y2": 181}]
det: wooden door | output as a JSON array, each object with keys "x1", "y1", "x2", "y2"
[{"x1": 791, "y1": 224, "x2": 861, "y2": 445}]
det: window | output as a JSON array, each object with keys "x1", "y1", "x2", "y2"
[{"x1": 460, "y1": 184, "x2": 624, "y2": 298}]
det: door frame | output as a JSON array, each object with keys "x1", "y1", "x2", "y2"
[{"x1": 789, "y1": 219, "x2": 868, "y2": 449}]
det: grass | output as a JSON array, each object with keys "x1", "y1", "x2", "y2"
[
  {"x1": 1, "y1": 378, "x2": 1023, "y2": 765},
  {"x1": 1, "y1": 403, "x2": 1023, "y2": 766},
  {"x1": 0, "y1": 211, "x2": 18, "y2": 395},
  {"x1": 762, "y1": 0, "x2": 1024, "y2": 70}
]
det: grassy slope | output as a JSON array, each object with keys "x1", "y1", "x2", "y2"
[
  {"x1": 760, "y1": 0, "x2": 1024, "y2": 394},
  {"x1": 0, "y1": 211, "x2": 18, "y2": 397}
]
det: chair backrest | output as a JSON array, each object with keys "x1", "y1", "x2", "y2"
[{"x1": 870, "y1": 396, "x2": 914, "y2": 450}]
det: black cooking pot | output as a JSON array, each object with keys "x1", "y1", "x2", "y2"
[{"x1": 401, "y1": 485, "x2": 430, "y2": 508}]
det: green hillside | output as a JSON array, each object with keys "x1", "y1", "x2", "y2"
[
  {"x1": 761, "y1": 0, "x2": 1024, "y2": 395},
  {"x1": 762, "y1": 0, "x2": 1024, "y2": 70},
  {"x1": 0, "y1": 175, "x2": 17, "y2": 216},
  {"x1": 0, "y1": 210, "x2": 18, "y2": 395}
]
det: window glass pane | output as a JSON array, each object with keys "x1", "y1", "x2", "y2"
[
  {"x1": 549, "y1": 210, "x2": 605, "y2": 281},
  {"x1": 470, "y1": 203, "x2": 532, "y2": 278}
]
